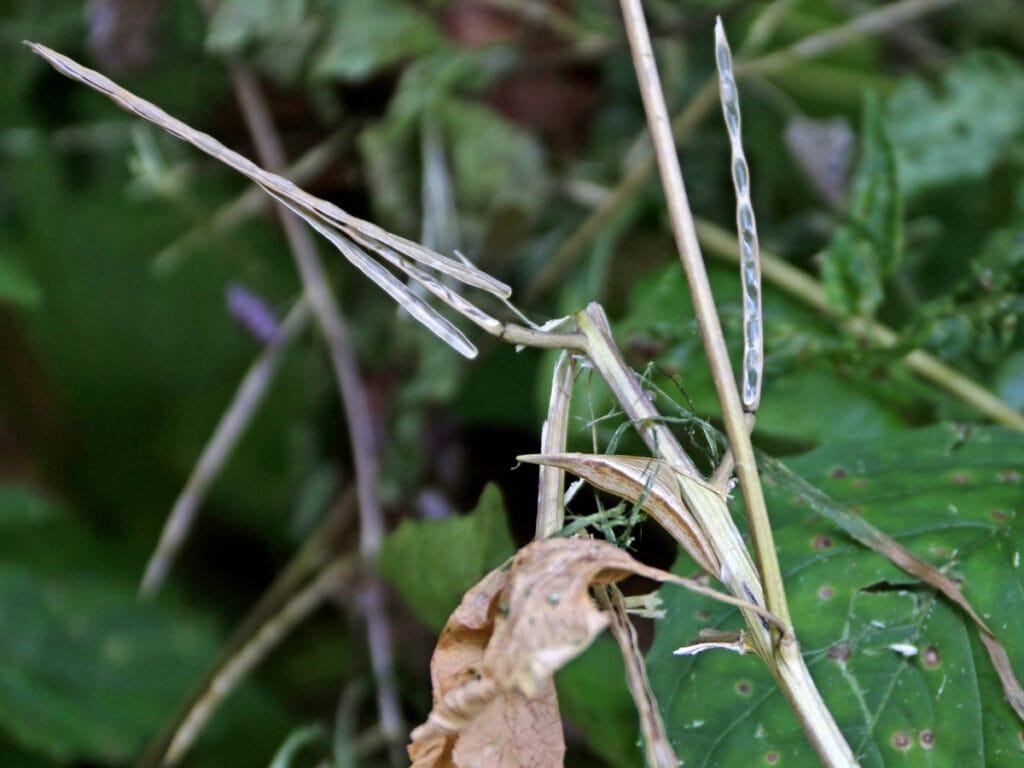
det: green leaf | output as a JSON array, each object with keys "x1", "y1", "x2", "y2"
[
  {"x1": 556, "y1": 635, "x2": 641, "y2": 768},
  {"x1": 437, "y1": 98, "x2": 548, "y2": 225},
  {"x1": 648, "y1": 425, "x2": 1024, "y2": 766},
  {"x1": 313, "y1": 0, "x2": 444, "y2": 83},
  {"x1": 378, "y1": 483, "x2": 516, "y2": 632},
  {"x1": 994, "y1": 352, "x2": 1024, "y2": 411},
  {"x1": 822, "y1": 93, "x2": 903, "y2": 317},
  {"x1": 0, "y1": 250, "x2": 41, "y2": 308},
  {"x1": 623, "y1": 263, "x2": 906, "y2": 447},
  {"x1": 886, "y1": 51, "x2": 1024, "y2": 197},
  {"x1": 0, "y1": 562, "x2": 219, "y2": 763},
  {"x1": 206, "y1": 0, "x2": 307, "y2": 53}
]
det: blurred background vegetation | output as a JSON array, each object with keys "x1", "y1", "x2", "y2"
[{"x1": 1, "y1": 0, "x2": 1023, "y2": 766}]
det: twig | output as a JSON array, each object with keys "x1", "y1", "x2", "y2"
[
  {"x1": 527, "y1": 0, "x2": 967, "y2": 298},
  {"x1": 164, "y1": 556, "x2": 357, "y2": 765},
  {"x1": 136, "y1": 494, "x2": 354, "y2": 768},
  {"x1": 139, "y1": 299, "x2": 310, "y2": 596},
  {"x1": 216, "y1": 55, "x2": 407, "y2": 764},
  {"x1": 696, "y1": 218, "x2": 1024, "y2": 430}
]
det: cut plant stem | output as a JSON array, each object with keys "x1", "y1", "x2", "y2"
[{"x1": 535, "y1": 351, "x2": 575, "y2": 539}]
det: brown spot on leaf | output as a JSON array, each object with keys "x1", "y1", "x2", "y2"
[
  {"x1": 991, "y1": 509, "x2": 1008, "y2": 521},
  {"x1": 765, "y1": 751, "x2": 779, "y2": 764},
  {"x1": 951, "y1": 472, "x2": 971, "y2": 484},
  {"x1": 922, "y1": 646, "x2": 941, "y2": 669},
  {"x1": 891, "y1": 732, "x2": 911, "y2": 750},
  {"x1": 696, "y1": 609, "x2": 711, "y2": 621},
  {"x1": 919, "y1": 730, "x2": 934, "y2": 749},
  {"x1": 998, "y1": 470, "x2": 1021, "y2": 484},
  {"x1": 792, "y1": 495, "x2": 807, "y2": 506},
  {"x1": 812, "y1": 535, "x2": 833, "y2": 550},
  {"x1": 736, "y1": 681, "x2": 753, "y2": 696},
  {"x1": 851, "y1": 478, "x2": 868, "y2": 488},
  {"x1": 827, "y1": 644, "x2": 851, "y2": 662},
  {"x1": 818, "y1": 586, "x2": 835, "y2": 601},
  {"x1": 830, "y1": 467, "x2": 847, "y2": 478}
]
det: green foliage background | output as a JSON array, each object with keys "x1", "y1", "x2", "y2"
[{"x1": 1, "y1": 0, "x2": 1023, "y2": 766}]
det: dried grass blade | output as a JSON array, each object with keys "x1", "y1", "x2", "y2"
[
  {"x1": 264, "y1": 188, "x2": 478, "y2": 358},
  {"x1": 344, "y1": 229, "x2": 503, "y2": 337},
  {"x1": 517, "y1": 452, "x2": 721, "y2": 576},
  {"x1": 24, "y1": 42, "x2": 511, "y2": 299}
]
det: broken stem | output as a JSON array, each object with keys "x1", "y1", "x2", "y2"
[{"x1": 535, "y1": 351, "x2": 575, "y2": 539}]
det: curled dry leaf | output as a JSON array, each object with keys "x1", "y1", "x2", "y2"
[
  {"x1": 409, "y1": 537, "x2": 780, "y2": 767},
  {"x1": 517, "y1": 453, "x2": 723, "y2": 577}
]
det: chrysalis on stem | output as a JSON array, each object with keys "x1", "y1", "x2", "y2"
[{"x1": 714, "y1": 18, "x2": 763, "y2": 415}]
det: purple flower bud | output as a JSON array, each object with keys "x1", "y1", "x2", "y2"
[{"x1": 226, "y1": 283, "x2": 279, "y2": 343}]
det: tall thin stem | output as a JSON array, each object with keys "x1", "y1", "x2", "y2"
[{"x1": 617, "y1": 0, "x2": 787, "y2": 628}]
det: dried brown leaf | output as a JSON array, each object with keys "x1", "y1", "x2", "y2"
[{"x1": 408, "y1": 538, "x2": 781, "y2": 767}]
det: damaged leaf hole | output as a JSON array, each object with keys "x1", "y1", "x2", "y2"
[
  {"x1": 812, "y1": 535, "x2": 833, "y2": 550},
  {"x1": 918, "y1": 729, "x2": 934, "y2": 749},
  {"x1": 764, "y1": 750, "x2": 780, "y2": 764}
]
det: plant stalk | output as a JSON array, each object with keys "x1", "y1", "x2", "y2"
[
  {"x1": 617, "y1": 0, "x2": 787, "y2": 629},
  {"x1": 577, "y1": 305, "x2": 857, "y2": 767}
]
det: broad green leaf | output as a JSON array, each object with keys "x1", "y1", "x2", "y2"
[
  {"x1": 0, "y1": 563, "x2": 219, "y2": 762},
  {"x1": 0, "y1": 250, "x2": 41, "y2": 308},
  {"x1": 885, "y1": 51, "x2": 1024, "y2": 197},
  {"x1": 648, "y1": 425, "x2": 1024, "y2": 766},
  {"x1": 378, "y1": 483, "x2": 515, "y2": 632},
  {"x1": 822, "y1": 93, "x2": 903, "y2": 317},
  {"x1": 313, "y1": 0, "x2": 444, "y2": 83},
  {"x1": 0, "y1": 485, "x2": 291, "y2": 765}
]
